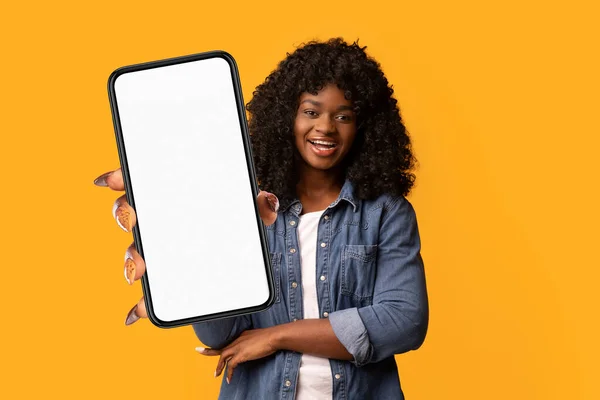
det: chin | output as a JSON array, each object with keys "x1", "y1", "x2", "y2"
[{"x1": 306, "y1": 159, "x2": 338, "y2": 171}]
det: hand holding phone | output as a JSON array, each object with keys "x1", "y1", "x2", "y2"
[{"x1": 93, "y1": 167, "x2": 279, "y2": 325}]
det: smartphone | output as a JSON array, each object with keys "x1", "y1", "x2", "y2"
[{"x1": 107, "y1": 51, "x2": 275, "y2": 328}]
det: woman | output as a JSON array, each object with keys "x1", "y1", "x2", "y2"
[{"x1": 94, "y1": 37, "x2": 429, "y2": 400}]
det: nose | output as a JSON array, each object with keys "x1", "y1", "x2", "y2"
[{"x1": 315, "y1": 115, "x2": 336, "y2": 134}]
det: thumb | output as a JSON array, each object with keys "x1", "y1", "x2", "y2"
[{"x1": 257, "y1": 191, "x2": 279, "y2": 226}]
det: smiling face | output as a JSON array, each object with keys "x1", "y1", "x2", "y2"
[{"x1": 293, "y1": 83, "x2": 357, "y2": 174}]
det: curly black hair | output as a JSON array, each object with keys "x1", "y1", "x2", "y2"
[{"x1": 246, "y1": 37, "x2": 417, "y2": 209}]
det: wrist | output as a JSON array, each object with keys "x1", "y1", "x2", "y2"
[{"x1": 267, "y1": 323, "x2": 289, "y2": 351}]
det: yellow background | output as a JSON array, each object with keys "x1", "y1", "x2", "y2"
[{"x1": 1, "y1": 0, "x2": 598, "y2": 399}]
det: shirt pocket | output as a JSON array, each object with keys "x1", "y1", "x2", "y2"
[
  {"x1": 341, "y1": 244, "x2": 378, "y2": 302},
  {"x1": 270, "y1": 252, "x2": 282, "y2": 303}
]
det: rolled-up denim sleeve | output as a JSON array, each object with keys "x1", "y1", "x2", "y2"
[
  {"x1": 192, "y1": 314, "x2": 252, "y2": 349},
  {"x1": 329, "y1": 196, "x2": 429, "y2": 366},
  {"x1": 329, "y1": 307, "x2": 373, "y2": 366}
]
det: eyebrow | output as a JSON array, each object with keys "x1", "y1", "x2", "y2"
[{"x1": 300, "y1": 99, "x2": 353, "y2": 111}]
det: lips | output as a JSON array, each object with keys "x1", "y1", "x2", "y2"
[{"x1": 306, "y1": 137, "x2": 339, "y2": 157}]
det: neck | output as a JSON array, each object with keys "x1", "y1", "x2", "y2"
[{"x1": 296, "y1": 164, "x2": 345, "y2": 198}]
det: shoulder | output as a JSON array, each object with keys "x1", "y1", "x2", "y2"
[
  {"x1": 362, "y1": 192, "x2": 415, "y2": 219},
  {"x1": 359, "y1": 193, "x2": 419, "y2": 240}
]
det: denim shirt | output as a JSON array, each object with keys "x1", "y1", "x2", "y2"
[{"x1": 193, "y1": 178, "x2": 429, "y2": 400}]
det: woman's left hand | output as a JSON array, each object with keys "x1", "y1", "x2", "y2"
[{"x1": 196, "y1": 327, "x2": 280, "y2": 383}]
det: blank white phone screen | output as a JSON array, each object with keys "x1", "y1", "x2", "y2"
[{"x1": 113, "y1": 56, "x2": 270, "y2": 323}]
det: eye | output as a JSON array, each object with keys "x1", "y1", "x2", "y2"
[
  {"x1": 336, "y1": 114, "x2": 353, "y2": 122},
  {"x1": 304, "y1": 110, "x2": 318, "y2": 117}
]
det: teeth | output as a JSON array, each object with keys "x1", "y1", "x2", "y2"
[{"x1": 311, "y1": 140, "x2": 336, "y2": 146}]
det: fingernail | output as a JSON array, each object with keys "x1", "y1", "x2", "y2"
[
  {"x1": 226, "y1": 377, "x2": 230, "y2": 384},
  {"x1": 124, "y1": 258, "x2": 136, "y2": 285},
  {"x1": 125, "y1": 304, "x2": 140, "y2": 326},
  {"x1": 266, "y1": 193, "x2": 279, "y2": 213},
  {"x1": 124, "y1": 248, "x2": 136, "y2": 284},
  {"x1": 93, "y1": 171, "x2": 113, "y2": 186},
  {"x1": 112, "y1": 202, "x2": 131, "y2": 232},
  {"x1": 195, "y1": 347, "x2": 206, "y2": 353},
  {"x1": 214, "y1": 370, "x2": 217, "y2": 378}
]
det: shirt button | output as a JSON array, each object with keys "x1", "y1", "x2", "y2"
[
  {"x1": 291, "y1": 281, "x2": 298, "y2": 288},
  {"x1": 323, "y1": 312, "x2": 329, "y2": 317},
  {"x1": 290, "y1": 248, "x2": 296, "y2": 253},
  {"x1": 320, "y1": 242, "x2": 327, "y2": 248},
  {"x1": 290, "y1": 220, "x2": 296, "y2": 226},
  {"x1": 320, "y1": 275, "x2": 326, "y2": 281},
  {"x1": 335, "y1": 373, "x2": 341, "y2": 379},
  {"x1": 324, "y1": 215, "x2": 330, "y2": 220},
  {"x1": 285, "y1": 380, "x2": 292, "y2": 387}
]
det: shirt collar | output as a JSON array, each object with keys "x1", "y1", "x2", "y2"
[{"x1": 282, "y1": 178, "x2": 359, "y2": 215}]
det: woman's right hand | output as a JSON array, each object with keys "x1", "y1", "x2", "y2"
[{"x1": 93, "y1": 167, "x2": 279, "y2": 326}]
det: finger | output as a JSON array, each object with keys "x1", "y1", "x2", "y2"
[
  {"x1": 195, "y1": 347, "x2": 221, "y2": 356},
  {"x1": 125, "y1": 296, "x2": 147, "y2": 326},
  {"x1": 257, "y1": 191, "x2": 279, "y2": 226},
  {"x1": 226, "y1": 357, "x2": 242, "y2": 384},
  {"x1": 215, "y1": 351, "x2": 234, "y2": 377},
  {"x1": 93, "y1": 167, "x2": 125, "y2": 191},
  {"x1": 112, "y1": 194, "x2": 137, "y2": 232},
  {"x1": 124, "y1": 243, "x2": 146, "y2": 285}
]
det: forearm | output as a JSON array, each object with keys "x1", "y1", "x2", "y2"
[{"x1": 271, "y1": 319, "x2": 353, "y2": 361}]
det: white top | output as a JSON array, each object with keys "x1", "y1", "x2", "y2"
[{"x1": 295, "y1": 210, "x2": 333, "y2": 400}]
